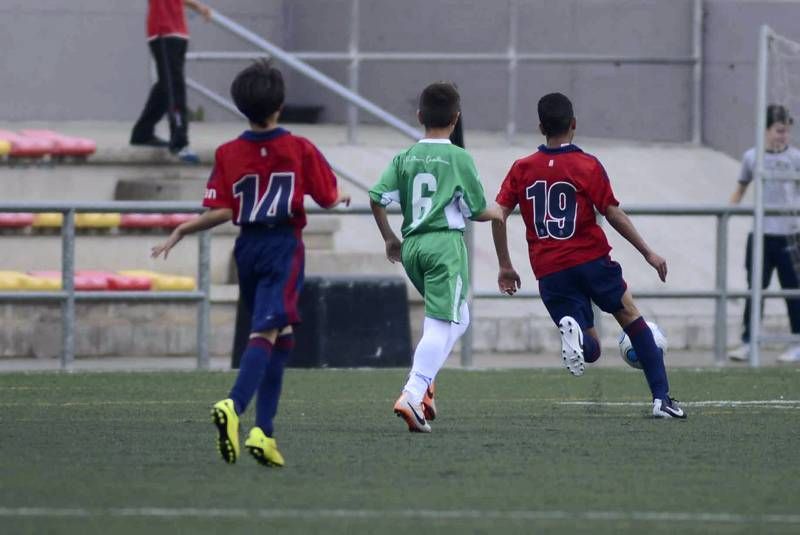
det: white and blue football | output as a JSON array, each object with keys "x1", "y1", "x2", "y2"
[{"x1": 618, "y1": 321, "x2": 667, "y2": 369}]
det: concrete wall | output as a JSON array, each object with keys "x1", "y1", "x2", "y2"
[
  {"x1": 2, "y1": 1, "x2": 800, "y2": 156},
  {"x1": 284, "y1": 0, "x2": 695, "y2": 142}
]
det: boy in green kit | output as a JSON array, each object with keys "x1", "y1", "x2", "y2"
[{"x1": 369, "y1": 82, "x2": 499, "y2": 433}]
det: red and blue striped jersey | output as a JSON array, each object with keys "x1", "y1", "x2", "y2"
[{"x1": 203, "y1": 128, "x2": 338, "y2": 229}]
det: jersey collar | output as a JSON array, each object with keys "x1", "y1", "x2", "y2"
[
  {"x1": 419, "y1": 138, "x2": 452, "y2": 144},
  {"x1": 240, "y1": 127, "x2": 290, "y2": 142},
  {"x1": 538, "y1": 143, "x2": 583, "y2": 154}
]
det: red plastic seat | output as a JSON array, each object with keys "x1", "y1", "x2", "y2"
[
  {"x1": 119, "y1": 213, "x2": 172, "y2": 228},
  {"x1": 19, "y1": 130, "x2": 96, "y2": 157},
  {"x1": 28, "y1": 270, "x2": 110, "y2": 291},
  {"x1": 0, "y1": 213, "x2": 34, "y2": 228},
  {"x1": 0, "y1": 130, "x2": 54, "y2": 158},
  {"x1": 165, "y1": 213, "x2": 196, "y2": 227},
  {"x1": 78, "y1": 270, "x2": 152, "y2": 291}
]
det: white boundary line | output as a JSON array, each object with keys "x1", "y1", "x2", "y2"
[{"x1": 1, "y1": 507, "x2": 799, "y2": 524}]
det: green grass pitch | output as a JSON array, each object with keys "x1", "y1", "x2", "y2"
[{"x1": 1, "y1": 367, "x2": 799, "y2": 534}]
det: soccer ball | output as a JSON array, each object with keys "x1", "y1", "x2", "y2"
[{"x1": 618, "y1": 321, "x2": 668, "y2": 369}]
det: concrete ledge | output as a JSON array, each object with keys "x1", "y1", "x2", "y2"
[{"x1": 0, "y1": 292, "x2": 786, "y2": 359}]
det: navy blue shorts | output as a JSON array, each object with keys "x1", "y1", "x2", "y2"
[
  {"x1": 538, "y1": 256, "x2": 627, "y2": 330},
  {"x1": 234, "y1": 225, "x2": 305, "y2": 333}
]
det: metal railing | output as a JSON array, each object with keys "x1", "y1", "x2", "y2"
[
  {"x1": 187, "y1": 0, "x2": 704, "y2": 144},
  {"x1": 0, "y1": 202, "x2": 210, "y2": 371},
  {"x1": 467, "y1": 204, "x2": 800, "y2": 368},
  {"x1": 1, "y1": 202, "x2": 790, "y2": 369}
]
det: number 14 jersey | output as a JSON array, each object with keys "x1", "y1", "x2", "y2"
[
  {"x1": 495, "y1": 144, "x2": 619, "y2": 279},
  {"x1": 202, "y1": 128, "x2": 339, "y2": 229},
  {"x1": 369, "y1": 139, "x2": 487, "y2": 238}
]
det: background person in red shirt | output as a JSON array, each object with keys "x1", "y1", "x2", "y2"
[
  {"x1": 130, "y1": 0, "x2": 211, "y2": 163},
  {"x1": 491, "y1": 92, "x2": 686, "y2": 419}
]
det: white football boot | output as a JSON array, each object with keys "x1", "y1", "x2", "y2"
[{"x1": 558, "y1": 316, "x2": 585, "y2": 377}]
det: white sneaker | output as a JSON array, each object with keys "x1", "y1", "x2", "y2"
[
  {"x1": 777, "y1": 344, "x2": 800, "y2": 363},
  {"x1": 558, "y1": 316, "x2": 584, "y2": 377},
  {"x1": 393, "y1": 391, "x2": 431, "y2": 433},
  {"x1": 728, "y1": 344, "x2": 750, "y2": 362},
  {"x1": 652, "y1": 397, "x2": 687, "y2": 419}
]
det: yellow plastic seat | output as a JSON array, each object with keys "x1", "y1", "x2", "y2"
[
  {"x1": 32, "y1": 213, "x2": 63, "y2": 228},
  {"x1": 75, "y1": 213, "x2": 122, "y2": 229},
  {"x1": 0, "y1": 271, "x2": 26, "y2": 290},
  {"x1": 20, "y1": 274, "x2": 61, "y2": 291},
  {"x1": 118, "y1": 270, "x2": 196, "y2": 291},
  {"x1": 0, "y1": 139, "x2": 10, "y2": 157}
]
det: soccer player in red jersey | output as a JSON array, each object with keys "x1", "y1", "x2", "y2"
[
  {"x1": 151, "y1": 61, "x2": 351, "y2": 465},
  {"x1": 491, "y1": 93, "x2": 686, "y2": 419},
  {"x1": 131, "y1": 0, "x2": 211, "y2": 162}
]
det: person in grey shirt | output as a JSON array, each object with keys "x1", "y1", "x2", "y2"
[{"x1": 729, "y1": 104, "x2": 800, "y2": 362}]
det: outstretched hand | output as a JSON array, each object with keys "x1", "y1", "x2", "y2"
[
  {"x1": 151, "y1": 230, "x2": 182, "y2": 260},
  {"x1": 335, "y1": 192, "x2": 351, "y2": 207},
  {"x1": 646, "y1": 252, "x2": 668, "y2": 282},
  {"x1": 498, "y1": 266, "x2": 521, "y2": 295},
  {"x1": 385, "y1": 237, "x2": 402, "y2": 264}
]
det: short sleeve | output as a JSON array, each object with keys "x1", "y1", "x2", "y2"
[
  {"x1": 202, "y1": 148, "x2": 233, "y2": 209},
  {"x1": 495, "y1": 163, "x2": 520, "y2": 210},
  {"x1": 304, "y1": 141, "x2": 339, "y2": 208},
  {"x1": 369, "y1": 155, "x2": 402, "y2": 206},
  {"x1": 587, "y1": 159, "x2": 619, "y2": 215},
  {"x1": 738, "y1": 151, "x2": 754, "y2": 184},
  {"x1": 456, "y1": 153, "x2": 488, "y2": 219}
]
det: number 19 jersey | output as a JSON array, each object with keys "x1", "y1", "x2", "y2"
[
  {"x1": 495, "y1": 144, "x2": 619, "y2": 279},
  {"x1": 369, "y1": 139, "x2": 487, "y2": 238}
]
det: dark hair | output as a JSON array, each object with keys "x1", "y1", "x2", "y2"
[
  {"x1": 230, "y1": 60, "x2": 285, "y2": 127},
  {"x1": 767, "y1": 104, "x2": 793, "y2": 129},
  {"x1": 419, "y1": 82, "x2": 460, "y2": 128},
  {"x1": 538, "y1": 93, "x2": 574, "y2": 137}
]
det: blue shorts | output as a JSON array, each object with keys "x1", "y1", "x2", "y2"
[
  {"x1": 538, "y1": 255, "x2": 627, "y2": 330},
  {"x1": 234, "y1": 225, "x2": 305, "y2": 333}
]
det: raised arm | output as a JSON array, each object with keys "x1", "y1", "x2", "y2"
[
  {"x1": 151, "y1": 208, "x2": 232, "y2": 260},
  {"x1": 370, "y1": 199, "x2": 402, "y2": 263},
  {"x1": 605, "y1": 204, "x2": 667, "y2": 282},
  {"x1": 491, "y1": 203, "x2": 521, "y2": 294}
]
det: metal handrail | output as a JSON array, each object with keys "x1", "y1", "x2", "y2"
[
  {"x1": 204, "y1": 10, "x2": 420, "y2": 141},
  {"x1": 0, "y1": 201, "x2": 787, "y2": 369},
  {"x1": 462, "y1": 203, "x2": 800, "y2": 368}
]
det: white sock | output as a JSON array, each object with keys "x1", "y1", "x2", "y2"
[
  {"x1": 403, "y1": 316, "x2": 451, "y2": 404},
  {"x1": 443, "y1": 302, "x2": 470, "y2": 357},
  {"x1": 403, "y1": 372, "x2": 430, "y2": 405}
]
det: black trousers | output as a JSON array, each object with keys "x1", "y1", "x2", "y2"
[
  {"x1": 742, "y1": 232, "x2": 800, "y2": 342},
  {"x1": 131, "y1": 37, "x2": 189, "y2": 151}
]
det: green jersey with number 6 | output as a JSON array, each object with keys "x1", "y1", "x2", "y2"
[
  {"x1": 369, "y1": 139, "x2": 487, "y2": 323},
  {"x1": 369, "y1": 139, "x2": 488, "y2": 237}
]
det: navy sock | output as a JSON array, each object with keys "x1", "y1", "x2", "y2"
[
  {"x1": 582, "y1": 332, "x2": 601, "y2": 363},
  {"x1": 624, "y1": 317, "x2": 669, "y2": 399},
  {"x1": 255, "y1": 333, "x2": 293, "y2": 437},
  {"x1": 229, "y1": 337, "x2": 273, "y2": 415}
]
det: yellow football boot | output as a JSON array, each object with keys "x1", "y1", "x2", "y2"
[
  {"x1": 211, "y1": 399, "x2": 240, "y2": 464},
  {"x1": 245, "y1": 427, "x2": 285, "y2": 467}
]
